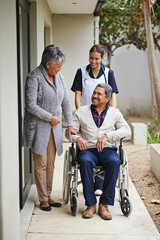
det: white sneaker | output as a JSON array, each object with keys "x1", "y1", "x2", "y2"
[{"x1": 95, "y1": 189, "x2": 102, "y2": 196}]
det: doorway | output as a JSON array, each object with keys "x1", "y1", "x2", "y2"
[{"x1": 16, "y1": 0, "x2": 32, "y2": 209}]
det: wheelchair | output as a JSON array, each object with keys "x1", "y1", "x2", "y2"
[{"x1": 63, "y1": 138, "x2": 132, "y2": 217}]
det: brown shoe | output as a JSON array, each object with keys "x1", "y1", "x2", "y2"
[
  {"x1": 82, "y1": 204, "x2": 96, "y2": 219},
  {"x1": 98, "y1": 204, "x2": 112, "y2": 220},
  {"x1": 40, "y1": 201, "x2": 51, "y2": 211},
  {"x1": 48, "y1": 199, "x2": 62, "y2": 207}
]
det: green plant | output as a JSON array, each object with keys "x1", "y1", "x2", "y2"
[{"x1": 147, "y1": 119, "x2": 160, "y2": 143}]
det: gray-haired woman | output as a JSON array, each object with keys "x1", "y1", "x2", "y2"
[{"x1": 23, "y1": 45, "x2": 76, "y2": 211}]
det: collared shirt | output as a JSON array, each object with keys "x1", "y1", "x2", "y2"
[
  {"x1": 91, "y1": 104, "x2": 109, "y2": 128},
  {"x1": 71, "y1": 63, "x2": 119, "y2": 94}
]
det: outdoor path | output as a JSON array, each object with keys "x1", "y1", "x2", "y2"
[{"x1": 26, "y1": 143, "x2": 160, "y2": 240}]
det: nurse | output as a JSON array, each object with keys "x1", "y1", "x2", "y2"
[{"x1": 71, "y1": 44, "x2": 119, "y2": 195}]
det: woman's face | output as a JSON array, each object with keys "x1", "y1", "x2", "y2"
[
  {"x1": 46, "y1": 60, "x2": 64, "y2": 77},
  {"x1": 89, "y1": 51, "x2": 103, "y2": 70}
]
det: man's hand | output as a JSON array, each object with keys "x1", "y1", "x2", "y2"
[
  {"x1": 50, "y1": 116, "x2": 60, "y2": 126},
  {"x1": 67, "y1": 127, "x2": 78, "y2": 138},
  {"x1": 76, "y1": 137, "x2": 89, "y2": 151},
  {"x1": 96, "y1": 134, "x2": 108, "y2": 152}
]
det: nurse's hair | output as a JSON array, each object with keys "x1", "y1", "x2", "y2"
[
  {"x1": 89, "y1": 44, "x2": 105, "y2": 58},
  {"x1": 96, "y1": 83, "x2": 112, "y2": 98},
  {"x1": 41, "y1": 44, "x2": 65, "y2": 67}
]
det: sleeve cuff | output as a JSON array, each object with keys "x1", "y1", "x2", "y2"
[
  {"x1": 105, "y1": 132, "x2": 116, "y2": 142},
  {"x1": 46, "y1": 113, "x2": 53, "y2": 122},
  {"x1": 71, "y1": 135, "x2": 80, "y2": 143}
]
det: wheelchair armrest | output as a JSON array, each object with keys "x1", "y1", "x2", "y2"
[
  {"x1": 65, "y1": 128, "x2": 71, "y2": 141},
  {"x1": 70, "y1": 143, "x2": 78, "y2": 165},
  {"x1": 119, "y1": 138, "x2": 124, "y2": 164},
  {"x1": 119, "y1": 148, "x2": 124, "y2": 164}
]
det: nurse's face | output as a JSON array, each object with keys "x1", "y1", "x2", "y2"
[{"x1": 89, "y1": 51, "x2": 103, "y2": 70}]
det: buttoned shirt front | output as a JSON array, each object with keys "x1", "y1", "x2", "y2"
[{"x1": 91, "y1": 104, "x2": 109, "y2": 128}]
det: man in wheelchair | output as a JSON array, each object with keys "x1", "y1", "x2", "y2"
[{"x1": 70, "y1": 83, "x2": 131, "y2": 220}]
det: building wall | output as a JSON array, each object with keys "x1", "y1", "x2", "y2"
[
  {"x1": 30, "y1": 0, "x2": 53, "y2": 70},
  {"x1": 0, "y1": 0, "x2": 54, "y2": 239},
  {"x1": 0, "y1": 0, "x2": 20, "y2": 240},
  {"x1": 52, "y1": 14, "x2": 94, "y2": 109},
  {"x1": 111, "y1": 44, "x2": 152, "y2": 116}
]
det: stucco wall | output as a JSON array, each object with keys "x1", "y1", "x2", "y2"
[
  {"x1": 111, "y1": 44, "x2": 156, "y2": 116},
  {"x1": 30, "y1": 0, "x2": 53, "y2": 70},
  {"x1": 52, "y1": 14, "x2": 94, "y2": 109},
  {"x1": 0, "y1": 0, "x2": 20, "y2": 239}
]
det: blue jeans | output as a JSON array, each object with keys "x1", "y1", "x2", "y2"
[{"x1": 78, "y1": 147, "x2": 120, "y2": 207}]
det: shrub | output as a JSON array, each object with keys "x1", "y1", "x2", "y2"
[{"x1": 147, "y1": 119, "x2": 160, "y2": 144}]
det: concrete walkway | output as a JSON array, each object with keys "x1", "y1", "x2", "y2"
[{"x1": 26, "y1": 143, "x2": 160, "y2": 240}]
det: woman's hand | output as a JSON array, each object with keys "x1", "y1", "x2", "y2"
[
  {"x1": 50, "y1": 116, "x2": 60, "y2": 126},
  {"x1": 67, "y1": 127, "x2": 78, "y2": 138},
  {"x1": 96, "y1": 134, "x2": 108, "y2": 152},
  {"x1": 76, "y1": 137, "x2": 89, "y2": 151}
]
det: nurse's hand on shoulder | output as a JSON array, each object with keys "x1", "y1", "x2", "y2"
[
  {"x1": 50, "y1": 116, "x2": 60, "y2": 126},
  {"x1": 76, "y1": 137, "x2": 88, "y2": 151}
]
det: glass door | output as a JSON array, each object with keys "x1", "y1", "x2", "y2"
[{"x1": 16, "y1": 0, "x2": 32, "y2": 209}]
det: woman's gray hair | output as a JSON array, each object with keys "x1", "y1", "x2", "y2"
[
  {"x1": 41, "y1": 44, "x2": 65, "y2": 67},
  {"x1": 96, "y1": 83, "x2": 113, "y2": 98}
]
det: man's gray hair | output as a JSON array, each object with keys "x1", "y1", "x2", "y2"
[
  {"x1": 41, "y1": 44, "x2": 65, "y2": 67},
  {"x1": 96, "y1": 83, "x2": 113, "y2": 98}
]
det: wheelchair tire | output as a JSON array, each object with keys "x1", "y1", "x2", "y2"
[
  {"x1": 70, "y1": 194, "x2": 79, "y2": 216},
  {"x1": 121, "y1": 196, "x2": 132, "y2": 217},
  {"x1": 63, "y1": 150, "x2": 71, "y2": 204}
]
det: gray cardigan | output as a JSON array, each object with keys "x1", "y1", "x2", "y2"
[{"x1": 23, "y1": 64, "x2": 73, "y2": 156}]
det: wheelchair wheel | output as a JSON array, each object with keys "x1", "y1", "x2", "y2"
[
  {"x1": 70, "y1": 193, "x2": 79, "y2": 216},
  {"x1": 121, "y1": 196, "x2": 132, "y2": 217},
  {"x1": 63, "y1": 150, "x2": 71, "y2": 204}
]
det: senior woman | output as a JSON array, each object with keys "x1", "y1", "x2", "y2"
[{"x1": 23, "y1": 44, "x2": 76, "y2": 211}]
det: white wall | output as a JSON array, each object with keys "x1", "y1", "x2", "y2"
[
  {"x1": 111, "y1": 44, "x2": 152, "y2": 116},
  {"x1": 0, "y1": 0, "x2": 20, "y2": 239},
  {"x1": 30, "y1": 0, "x2": 53, "y2": 70},
  {"x1": 52, "y1": 14, "x2": 94, "y2": 109},
  {"x1": 30, "y1": 2, "x2": 37, "y2": 70},
  {"x1": 37, "y1": 0, "x2": 53, "y2": 63}
]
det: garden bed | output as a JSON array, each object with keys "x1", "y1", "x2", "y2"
[{"x1": 124, "y1": 141, "x2": 160, "y2": 232}]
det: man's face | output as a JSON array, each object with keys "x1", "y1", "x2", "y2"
[{"x1": 91, "y1": 87, "x2": 110, "y2": 107}]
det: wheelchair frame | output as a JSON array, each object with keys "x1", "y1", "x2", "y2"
[{"x1": 63, "y1": 138, "x2": 132, "y2": 217}]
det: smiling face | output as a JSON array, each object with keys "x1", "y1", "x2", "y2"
[
  {"x1": 89, "y1": 51, "x2": 104, "y2": 70},
  {"x1": 91, "y1": 86, "x2": 110, "y2": 107},
  {"x1": 46, "y1": 60, "x2": 64, "y2": 77}
]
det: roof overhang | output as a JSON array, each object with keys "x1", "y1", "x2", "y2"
[
  {"x1": 94, "y1": 0, "x2": 106, "y2": 16},
  {"x1": 46, "y1": 0, "x2": 106, "y2": 15}
]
